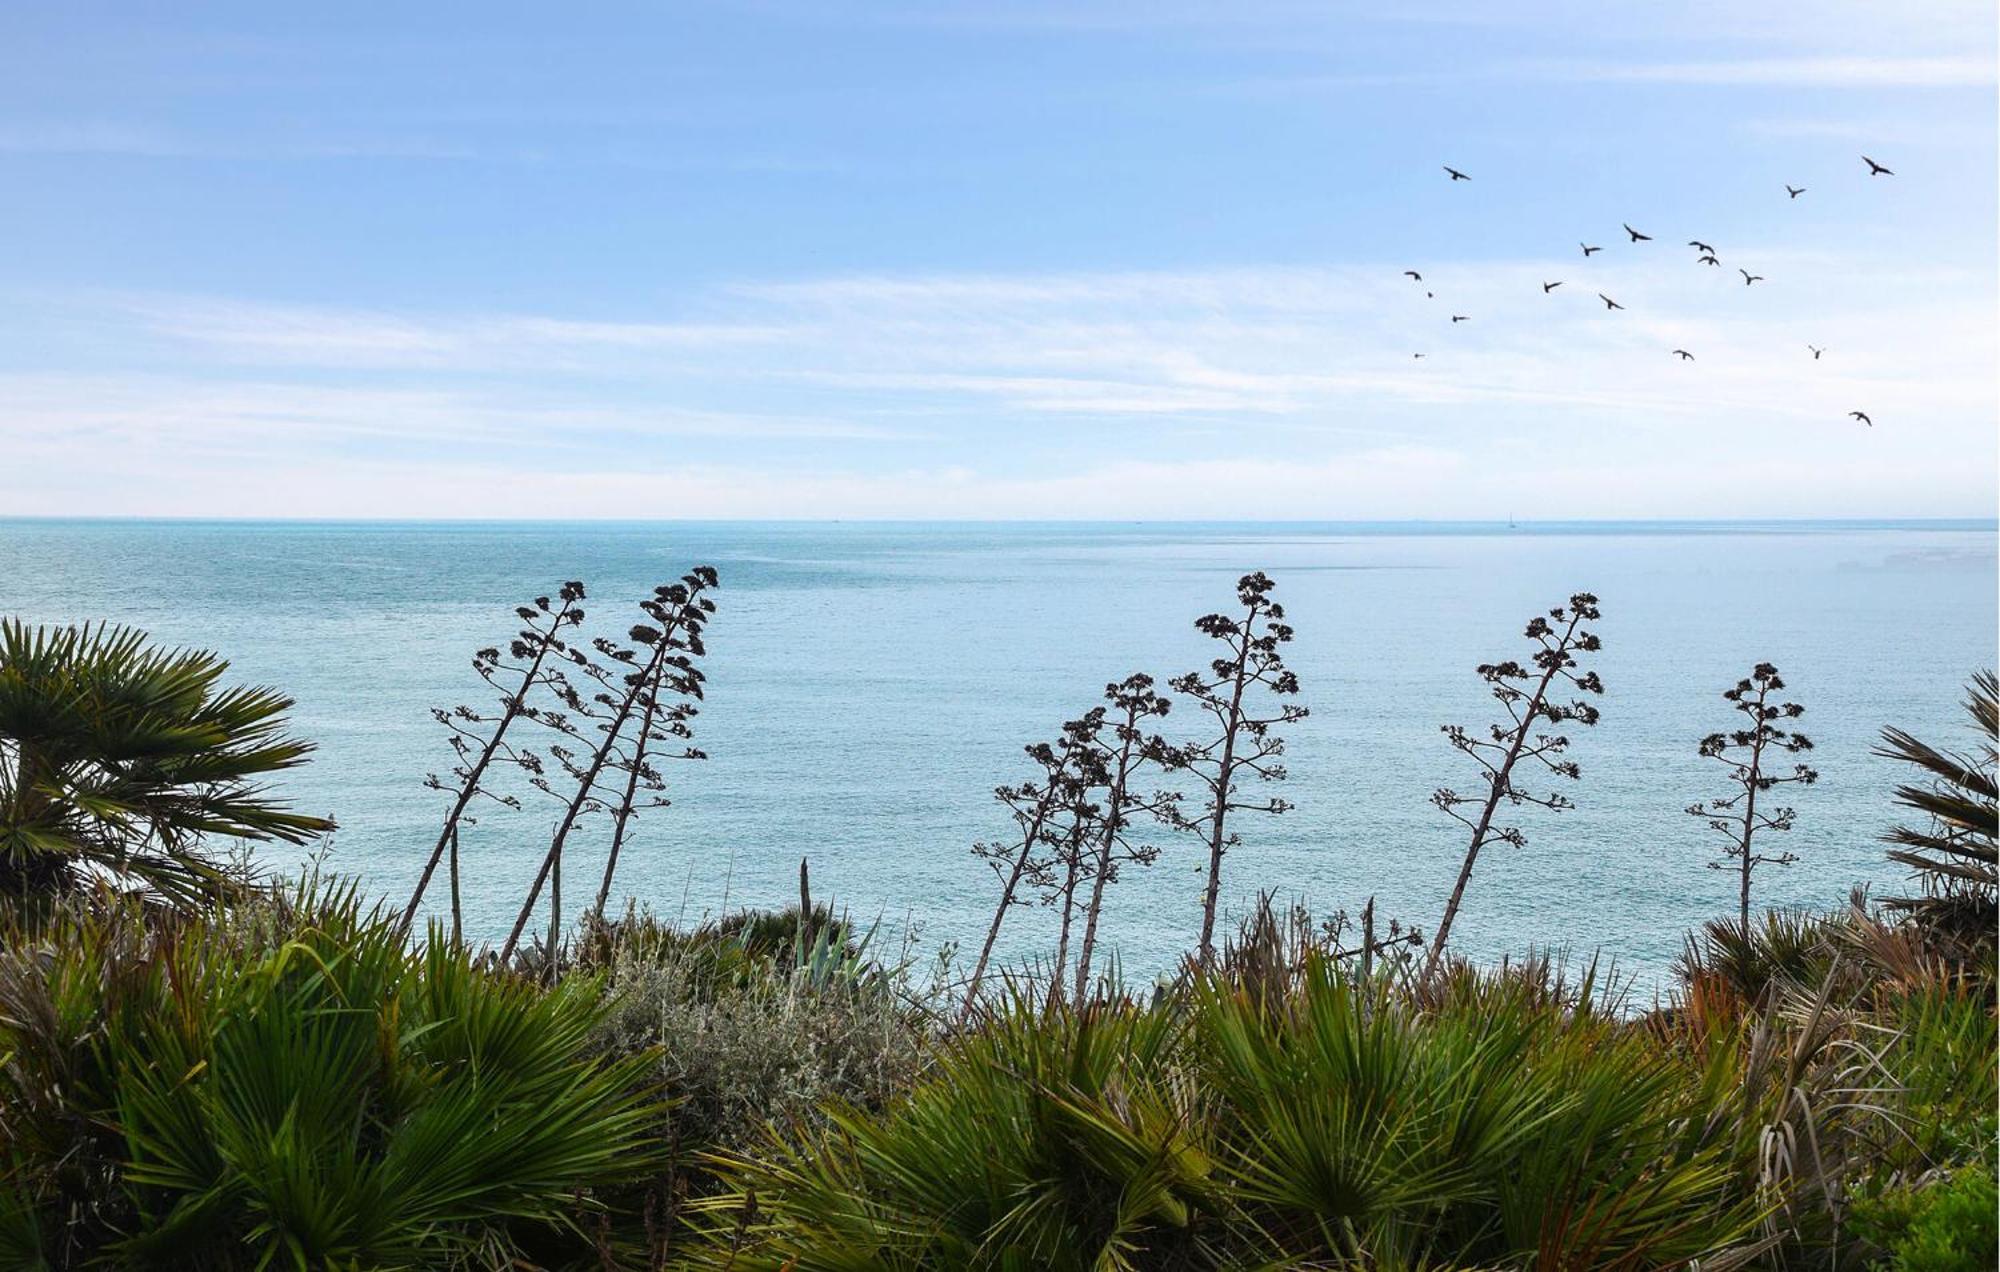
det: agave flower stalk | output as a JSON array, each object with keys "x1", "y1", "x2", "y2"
[
  {"x1": 1071, "y1": 673, "x2": 1175, "y2": 1004},
  {"x1": 962, "y1": 713, "x2": 1101, "y2": 1015},
  {"x1": 404, "y1": 582, "x2": 584, "y2": 939},
  {"x1": 1168, "y1": 571, "x2": 1306, "y2": 966},
  {"x1": 1686, "y1": 663, "x2": 1817, "y2": 930},
  {"x1": 500, "y1": 568, "x2": 717, "y2": 965},
  {"x1": 1427, "y1": 592, "x2": 1603, "y2": 969}
]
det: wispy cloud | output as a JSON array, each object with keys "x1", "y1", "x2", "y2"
[
  {"x1": 6, "y1": 232, "x2": 1992, "y2": 518},
  {"x1": 83, "y1": 253, "x2": 1997, "y2": 429},
  {"x1": 120, "y1": 296, "x2": 788, "y2": 368},
  {"x1": 0, "y1": 375, "x2": 924, "y2": 463},
  {"x1": 1548, "y1": 56, "x2": 1995, "y2": 88}
]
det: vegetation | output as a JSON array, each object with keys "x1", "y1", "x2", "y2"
[
  {"x1": 406, "y1": 580, "x2": 587, "y2": 942},
  {"x1": 502, "y1": 567, "x2": 718, "y2": 963},
  {"x1": 1876, "y1": 669, "x2": 1998, "y2": 948},
  {"x1": 964, "y1": 711, "x2": 1105, "y2": 1011},
  {"x1": 1428, "y1": 591, "x2": 1604, "y2": 963},
  {"x1": 0, "y1": 620, "x2": 331, "y2": 911},
  {"x1": 693, "y1": 898, "x2": 1992, "y2": 1270},
  {"x1": 1687, "y1": 663, "x2": 1819, "y2": 929},
  {"x1": 0, "y1": 595, "x2": 1992, "y2": 1269},
  {"x1": 1169, "y1": 570, "x2": 1306, "y2": 965},
  {"x1": 0, "y1": 880, "x2": 661, "y2": 1268}
]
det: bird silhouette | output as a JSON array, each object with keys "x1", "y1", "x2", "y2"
[
  {"x1": 1413, "y1": 353, "x2": 1426, "y2": 359},
  {"x1": 1444, "y1": 165, "x2": 1470, "y2": 181},
  {"x1": 1786, "y1": 185, "x2": 1806, "y2": 199},
  {"x1": 1808, "y1": 345, "x2": 1824, "y2": 360},
  {"x1": 1581, "y1": 242, "x2": 1601, "y2": 256},
  {"x1": 1624, "y1": 223, "x2": 1651, "y2": 242},
  {"x1": 1673, "y1": 350, "x2": 1694, "y2": 360},
  {"x1": 1598, "y1": 294, "x2": 1624, "y2": 310},
  {"x1": 1426, "y1": 291, "x2": 1435, "y2": 298},
  {"x1": 1698, "y1": 254, "x2": 1721, "y2": 266},
  {"x1": 1849, "y1": 411, "x2": 1872, "y2": 426},
  {"x1": 1863, "y1": 156, "x2": 1893, "y2": 176},
  {"x1": 1688, "y1": 240, "x2": 1715, "y2": 253},
  {"x1": 1542, "y1": 281, "x2": 1562, "y2": 293},
  {"x1": 1451, "y1": 315, "x2": 1469, "y2": 323},
  {"x1": 1740, "y1": 269, "x2": 1764, "y2": 286},
  {"x1": 1404, "y1": 270, "x2": 1422, "y2": 281}
]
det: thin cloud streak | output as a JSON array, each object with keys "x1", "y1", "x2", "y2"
[{"x1": 1550, "y1": 56, "x2": 1995, "y2": 88}]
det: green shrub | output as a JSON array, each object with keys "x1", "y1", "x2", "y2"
[
  {"x1": 694, "y1": 989, "x2": 1217, "y2": 1269},
  {"x1": 0, "y1": 882, "x2": 663, "y2": 1269},
  {"x1": 692, "y1": 960, "x2": 1761, "y2": 1269},
  {"x1": 1851, "y1": 1165, "x2": 1999, "y2": 1272}
]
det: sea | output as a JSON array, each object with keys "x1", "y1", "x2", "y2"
[{"x1": 3, "y1": 519, "x2": 1994, "y2": 993}]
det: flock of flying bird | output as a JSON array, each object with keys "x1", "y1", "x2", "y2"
[{"x1": 1412, "y1": 156, "x2": 1898, "y2": 428}]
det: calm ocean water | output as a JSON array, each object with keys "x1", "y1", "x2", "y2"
[{"x1": 2, "y1": 519, "x2": 1994, "y2": 989}]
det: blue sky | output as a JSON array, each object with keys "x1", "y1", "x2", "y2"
[{"x1": 2, "y1": 1, "x2": 1994, "y2": 518}]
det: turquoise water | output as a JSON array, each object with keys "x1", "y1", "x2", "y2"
[{"x1": 2, "y1": 519, "x2": 1993, "y2": 989}]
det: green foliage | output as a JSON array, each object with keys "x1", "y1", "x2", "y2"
[
  {"x1": 1875, "y1": 670, "x2": 1998, "y2": 950},
  {"x1": 1199, "y1": 962, "x2": 1754, "y2": 1269},
  {"x1": 1874, "y1": 985, "x2": 1999, "y2": 1176},
  {"x1": 1678, "y1": 908, "x2": 1838, "y2": 1003},
  {"x1": 0, "y1": 882, "x2": 662, "y2": 1269},
  {"x1": 696, "y1": 988, "x2": 1217, "y2": 1270},
  {"x1": 1851, "y1": 1165, "x2": 1999, "y2": 1272},
  {"x1": 694, "y1": 960, "x2": 1762, "y2": 1269},
  {"x1": 0, "y1": 620, "x2": 331, "y2": 909}
]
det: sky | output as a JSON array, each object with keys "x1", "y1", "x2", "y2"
[{"x1": 0, "y1": 1, "x2": 1994, "y2": 519}]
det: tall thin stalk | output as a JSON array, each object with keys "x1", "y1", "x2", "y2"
[
  {"x1": 1072, "y1": 674, "x2": 1174, "y2": 1003},
  {"x1": 962, "y1": 713, "x2": 1101, "y2": 1014},
  {"x1": 500, "y1": 569, "x2": 717, "y2": 964},
  {"x1": 591, "y1": 612, "x2": 709, "y2": 925},
  {"x1": 1686, "y1": 662, "x2": 1816, "y2": 929},
  {"x1": 1427, "y1": 592, "x2": 1603, "y2": 970},
  {"x1": 404, "y1": 583, "x2": 584, "y2": 938},
  {"x1": 1043, "y1": 796, "x2": 1098, "y2": 1014},
  {"x1": 1169, "y1": 572, "x2": 1306, "y2": 966}
]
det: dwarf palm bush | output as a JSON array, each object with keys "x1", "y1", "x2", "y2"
[
  {"x1": 0, "y1": 621, "x2": 331, "y2": 910},
  {"x1": 692, "y1": 960, "x2": 1764, "y2": 1269},
  {"x1": 1678, "y1": 908, "x2": 1839, "y2": 1005},
  {"x1": 1876, "y1": 670, "x2": 1998, "y2": 955},
  {"x1": 1199, "y1": 962, "x2": 1755, "y2": 1269},
  {"x1": 695, "y1": 991, "x2": 1220, "y2": 1270},
  {"x1": 0, "y1": 881, "x2": 661, "y2": 1269}
]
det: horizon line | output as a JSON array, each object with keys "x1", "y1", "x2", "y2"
[{"x1": 4, "y1": 515, "x2": 1995, "y2": 529}]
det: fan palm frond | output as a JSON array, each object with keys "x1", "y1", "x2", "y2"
[
  {"x1": 1875, "y1": 672, "x2": 1997, "y2": 899},
  {"x1": 0, "y1": 619, "x2": 332, "y2": 908}
]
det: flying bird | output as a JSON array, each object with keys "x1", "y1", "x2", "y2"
[
  {"x1": 1413, "y1": 353, "x2": 1426, "y2": 359},
  {"x1": 1598, "y1": 294, "x2": 1624, "y2": 310},
  {"x1": 1688, "y1": 240, "x2": 1715, "y2": 253},
  {"x1": 1849, "y1": 411, "x2": 1872, "y2": 426},
  {"x1": 1581, "y1": 242, "x2": 1602, "y2": 256},
  {"x1": 1451, "y1": 315, "x2": 1469, "y2": 323},
  {"x1": 1808, "y1": 345, "x2": 1824, "y2": 360},
  {"x1": 1863, "y1": 156, "x2": 1893, "y2": 176},
  {"x1": 1786, "y1": 185, "x2": 1806, "y2": 199},
  {"x1": 1740, "y1": 269, "x2": 1764, "y2": 285},
  {"x1": 1404, "y1": 270, "x2": 1422, "y2": 281},
  {"x1": 1698, "y1": 254, "x2": 1721, "y2": 266},
  {"x1": 1624, "y1": 223, "x2": 1651, "y2": 242},
  {"x1": 1542, "y1": 281, "x2": 1562, "y2": 293},
  {"x1": 1673, "y1": 350, "x2": 1694, "y2": 361},
  {"x1": 1444, "y1": 165, "x2": 1470, "y2": 181}
]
